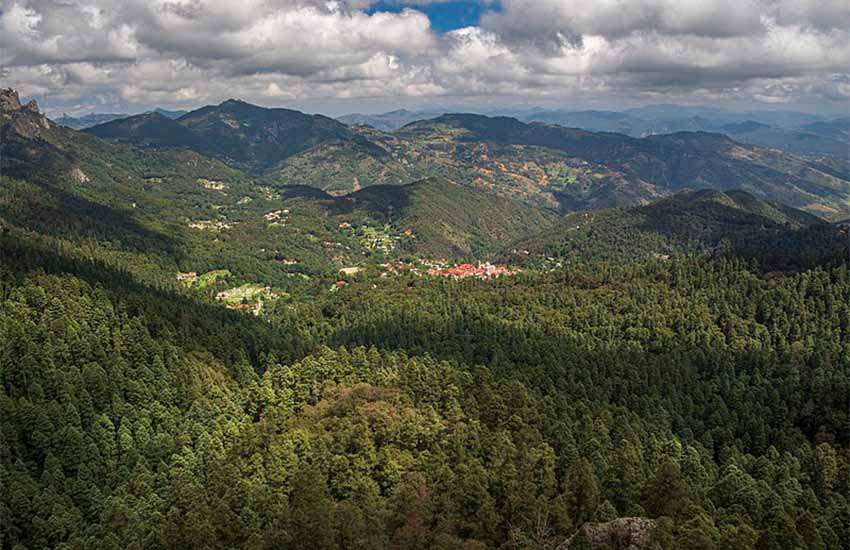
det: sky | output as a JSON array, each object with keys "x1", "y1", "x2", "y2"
[{"x1": 1, "y1": 0, "x2": 848, "y2": 117}]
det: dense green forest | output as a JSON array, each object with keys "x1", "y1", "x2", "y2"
[
  {"x1": 2, "y1": 88, "x2": 849, "y2": 549},
  {"x1": 2, "y1": 227, "x2": 848, "y2": 549}
]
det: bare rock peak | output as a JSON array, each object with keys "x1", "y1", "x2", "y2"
[
  {"x1": 1, "y1": 88, "x2": 23, "y2": 112},
  {"x1": 25, "y1": 99, "x2": 40, "y2": 113},
  {"x1": 0, "y1": 88, "x2": 51, "y2": 137}
]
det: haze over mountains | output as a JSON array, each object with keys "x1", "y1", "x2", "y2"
[
  {"x1": 63, "y1": 102, "x2": 850, "y2": 163},
  {"x1": 337, "y1": 105, "x2": 850, "y2": 160},
  {"x1": 80, "y1": 97, "x2": 850, "y2": 220}
]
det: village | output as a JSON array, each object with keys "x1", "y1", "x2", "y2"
[
  {"x1": 188, "y1": 219, "x2": 236, "y2": 231},
  {"x1": 421, "y1": 259, "x2": 519, "y2": 279},
  {"x1": 378, "y1": 259, "x2": 520, "y2": 280}
]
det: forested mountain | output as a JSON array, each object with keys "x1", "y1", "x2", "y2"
[
  {"x1": 86, "y1": 99, "x2": 384, "y2": 174},
  {"x1": 0, "y1": 93, "x2": 549, "y2": 280},
  {"x1": 507, "y1": 189, "x2": 846, "y2": 269},
  {"x1": 3, "y1": 231, "x2": 848, "y2": 549},
  {"x1": 2, "y1": 86, "x2": 849, "y2": 549},
  {"x1": 393, "y1": 115, "x2": 850, "y2": 217},
  {"x1": 84, "y1": 112, "x2": 202, "y2": 149},
  {"x1": 340, "y1": 176, "x2": 558, "y2": 256},
  {"x1": 85, "y1": 97, "x2": 850, "y2": 220},
  {"x1": 287, "y1": 114, "x2": 850, "y2": 218}
]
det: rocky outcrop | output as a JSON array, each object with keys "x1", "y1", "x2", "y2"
[
  {"x1": 559, "y1": 518, "x2": 657, "y2": 550},
  {"x1": 0, "y1": 88, "x2": 23, "y2": 112},
  {"x1": 1, "y1": 88, "x2": 51, "y2": 138}
]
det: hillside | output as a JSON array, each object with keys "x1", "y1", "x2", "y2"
[
  {"x1": 5, "y1": 229, "x2": 848, "y2": 548},
  {"x1": 83, "y1": 97, "x2": 850, "y2": 219},
  {"x1": 86, "y1": 99, "x2": 385, "y2": 174},
  {"x1": 0, "y1": 90, "x2": 377, "y2": 293},
  {"x1": 1, "y1": 92, "x2": 552, "y2": 292},
  {"x1": 508, "y1": 189, "x2": 845, "y2": 269},
  {"x1": 278, "y1": 113, "x2": 850, "y2": 218},
  {"x1": 403, "y1": 115, "x2": 850, "y2": 217},
  {"x1": 338, "y1": 176, "x2": 558, "y2": 256}
]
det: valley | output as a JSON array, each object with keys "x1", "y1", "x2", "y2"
[{"x1": 2, "y1": 86, "x2": 849, "y2": 549}]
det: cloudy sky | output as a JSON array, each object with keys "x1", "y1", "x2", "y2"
[{"x1": 1, "y1": 0, "x2": 848, "y2": 116}]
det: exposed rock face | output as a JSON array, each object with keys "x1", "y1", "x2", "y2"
[
  {"x1": 0, "y1": 88, "x2": 51, "y2": 138},
  {"x1": 70, "y1": 168, "x2": 90, "y2": 183},
  {"x1": 0, "y1": 88, "x2": 23, "y2": 112},
  {"x1": 559, "y1": 518, "x2": 657, "y2": 550}
]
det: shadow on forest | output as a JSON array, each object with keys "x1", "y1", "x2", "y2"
[
  {"x1": 325, "y1": 303, "x2": 846, "y2": 450},
  {"x1": 7, "y1": 181, "x2": 181, "y2": 256},
  {"x1": 631, "y1": 196, "x2": 846, "y2": 270},
  {"x1": 0, "y1": 232, "x2": 316, "y2": 367},
  {"x1": 328, "y1": 184, "x2": 413, "y2": 220}
]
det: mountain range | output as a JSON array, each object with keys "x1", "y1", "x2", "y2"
[
  {"x1": 78, "y1": 99, "x2": 849, "y2": 221},
  {"x1": 4, "y1": 85, "x2": 843, "y2": 283},
  {"x1": 338, "y1": 105, "x2": 850, "y2": 161},
  {"x1": 86, "y1": 100, "x2": 381, "y2": 174}
]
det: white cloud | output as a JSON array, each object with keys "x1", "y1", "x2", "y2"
[{"x1": 0, "y1": 0, "x2": 846, "y2": 113}]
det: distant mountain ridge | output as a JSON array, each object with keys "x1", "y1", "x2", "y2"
[
  {"x1": 55, "y1": 107, "x2": 188, "y2": 129},
  {"x1": 339, "y1": 104, "x2": 849, "y2": 160},
  {"x1": 55, "y1": 112, "x2": 127, "y2": 129},
  {"x1": 86, "y1": 99, "x2": 382, "y2": 173},
  {"x1": 337, "y1": 109, "x2": 445, "y2": 131},
  {"x1": 82, "y1": 97, "x2": 850, "y2": 220},
  {"x1": 521, "y1": 107, "x2": 849, "y2": 159}
]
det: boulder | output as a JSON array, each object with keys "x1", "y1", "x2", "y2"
[{"x1": 559, "y1": 517, "x2": 657, "y2": 550}]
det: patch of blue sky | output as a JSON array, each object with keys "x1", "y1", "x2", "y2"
[{"x1": 365, "y1": 1, "x2": 500, "y2": 33}]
